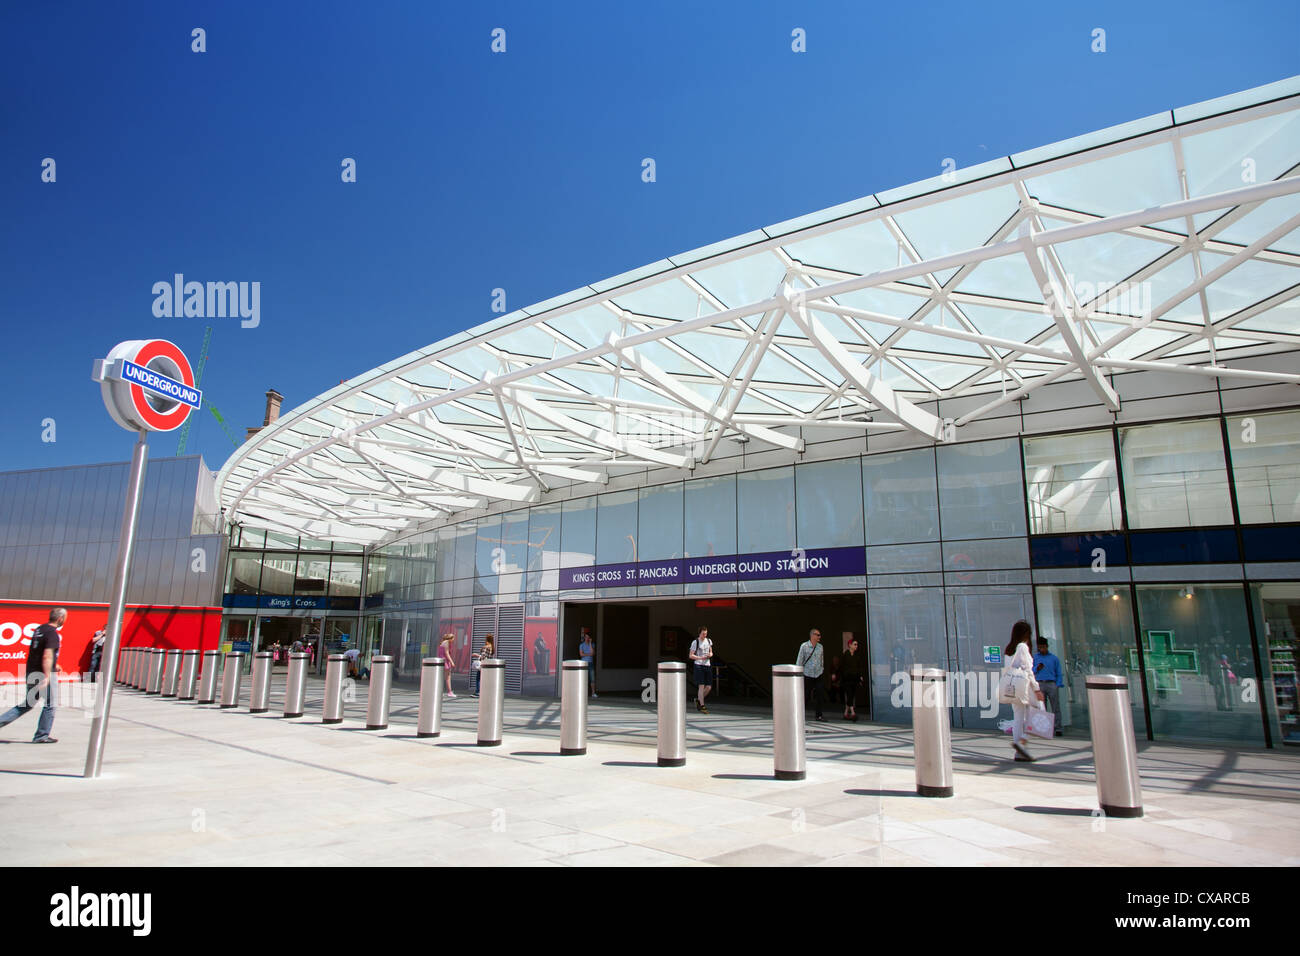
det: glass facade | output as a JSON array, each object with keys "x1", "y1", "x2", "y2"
[
  {"x1": 1120, "y1": 419, "x2": 1234, "y2": 529},
  {"x1": 213, "y1": 407, "x2": 1300, "y2": 746},
  {"x1": 0, "y1": 455, "x2": 223, "y2": 607},
  {"x1": 1227, "y1": 409, "x2": 1300, "y2": 524}
]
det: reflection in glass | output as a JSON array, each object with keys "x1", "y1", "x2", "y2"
[
  {"x1": 738, "y1": 467, "x2": 795, "y2": 553},
  {"x1": 796, "y1": 458, "x2": 863, "y2": 548},
  {"x1": 637, "y1": 483, "x2": 684, "y2": 561},
  {"x1": 1120, "y1": 419, "x2": 1232, "y2": 528},
  {"x1": 1250, "y1": 582, "x2": 1300, "y2": 745},
  {"x1": 560, "y1": 497, "x2": 596, "y2": 568},
  {"x1": 596, "y1": 490, "x2": 638, "y2": 564},
  {"x1": 1135, "y1": 584, "x2": 1262, "y2": 745},
  {"x1": 1023, "y1": 430, "x2": 1121, "y2": 534},
  {"x1": 868, "y1": 587, "x2": 948, "y2": 724},
  {"x1": 1034, "y1": 584, "x2": 1145, "y2": 737},
  {"x1": 1228, "y1": 410, "x2": 1300, "y2": 524},
  {"x1": 864, "y1": 448, "x2": 939, "y2": 545},
  {"x1": 937, "y1": 437, "x2": 1027, "y2": 540}
]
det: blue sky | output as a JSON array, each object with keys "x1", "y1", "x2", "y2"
[{"x1": 2, "y1": 0, "x2": 1297, "y2": 472}]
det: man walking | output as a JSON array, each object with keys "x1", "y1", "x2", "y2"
[
  {"x1": 1034, "y1": 636, "x2": 1064, "y2": 736},
  {"x1": 796, "y1": 628, "x2": 826, "y2": 722},
  {"x1": 689, "y1": 626, "x2": 713, "y2": 714},
  {"x1": 0, "y1": 606, "x2": 65, "y2": 743}
]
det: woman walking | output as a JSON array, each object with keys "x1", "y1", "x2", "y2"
[
  {"x1": 473, "y1": 635, "x2": 495, "y2": 696},
  {"x1": 439, "y1": 632, "x2": 457, "y2": 698},
  {"x1": 1001, "y1": 620, "x2": 1045, "y2": 762},
  {"x1": 841, "y1": 637, "x2": 864, "y2": 721}
]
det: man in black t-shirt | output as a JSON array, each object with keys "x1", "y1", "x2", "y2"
[{"x1": 0, "y1": 606, "x2": 65, "y2": 743}]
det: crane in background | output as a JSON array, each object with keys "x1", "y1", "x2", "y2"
[{"x1": 176, "y1": 325, "x2": 242, "y2": 454}]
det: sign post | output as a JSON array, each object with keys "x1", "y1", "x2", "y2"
[{"x1": 84, "y1": 340, "x2": 200, "y2": 778}]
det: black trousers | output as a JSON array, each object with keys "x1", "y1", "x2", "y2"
[{"x1": 804, "y1": 674, "x2": 825, "y2": 718}]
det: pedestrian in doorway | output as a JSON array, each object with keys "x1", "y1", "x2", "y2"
[
  {"x1": 796, "y1": 628, "x2": 826, "y2": 722},
  {"x1": 344, "y1": 646, "x2": 366, "y2": 679},
  {"x1": 473, "y1": 635, "x2": 495, "y2": 696},
  {"x1": 533, "y1": 632, "x2": 548, "y2": 675},
  {"x1": 439, "y1": 633, "x2": 457, "y2": 698},
  {"x1": 690, "y1": 627, "x2": 714, "y2": 714},
  {"x1": 841, "y1": 637, "x2": 863, "y2": 721},
  {"x1": 579, "y1": 629, "x2": 597, "y2": 698},
  {"x1": 1001, "y1": 620, "x2": 1045, "y2": 762},
  {"x1": 0, "y1": 606, "x2": 65, "y2": 743},
  {"x1": 89, "y1": 628, "x2": 106, "y2": 682},
  {"x1": 1033, "y1": 637, "x2": 1064, "y2": 736}
]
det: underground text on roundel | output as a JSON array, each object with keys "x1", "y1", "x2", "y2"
[{"x1": 49, "y1": 886, "x2": 151, "y2": 937}]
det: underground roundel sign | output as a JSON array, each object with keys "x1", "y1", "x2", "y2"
[{"x1": 93, "y1": 339, "x2": 202, "y2": 432}]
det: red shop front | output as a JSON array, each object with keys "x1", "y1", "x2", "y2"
[{"x1": 0, "y1": 600, "x2": 223, "y2": 683}]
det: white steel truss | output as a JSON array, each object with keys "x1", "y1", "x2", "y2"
[{"x1": 218, "y1": 78, "x2": 1300, "y2": 545}]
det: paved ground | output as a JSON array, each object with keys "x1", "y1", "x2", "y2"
[{"x1": 1, "y1": 677, "x2": 1297, "y2": 866}]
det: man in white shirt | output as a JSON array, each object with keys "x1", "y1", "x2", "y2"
[
  {"x1": 689, "y1": 627, "x2": 714, "y2": 714},
  {"x1": 795, "y1": 628, "x2": 826, "y2": 721}
]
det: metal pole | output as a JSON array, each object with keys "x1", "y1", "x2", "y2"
[
  {"x1": 365, "y1": 655, "x2": 394, "y2": 730},
  {"x1": 559, "y1": 660, "x2": 588, "y2": 755},
  {"x1": 283, "y1": 651, "x2": 309, "y2": 718},
  {"x1": 1087, "y1": 674, "x2": 1144, "y2": 817},
  {"x1": 177, "y1": 649, "x2": 199, "y2": 700},
  {"x1": 657, "y1": 661, "x2": 686, "y2": 767},
  {"x1": 249, "y1": 650, "x2": 273, "y2": 713},
  {"x1": 476, "y1": 659, "x2": 505, "y2": 746},
  {"x1": 417, "y1": 658, "x2": 444, "y2": 737},
  {"x1": 771, "y1": 664, "x2": 806, "y2": 780},
  {"x1": 161, "y1": 648, "x2": 181, "y2": 697},
  {"x1": 146, "y1": 647, "x2": 165, "y2": 694},
  {"x1": 322, "y1": 653, "x2": 346, "y2": 723},
  {"x1": 84, "y1": 430, "x2": 148, "y2": 778},
  {"x1": 197, "y1": 649, "x2": 221, "y2": 703},
  {"x1": 911, "y1": 666, "x2": 954, "y2": 797}
]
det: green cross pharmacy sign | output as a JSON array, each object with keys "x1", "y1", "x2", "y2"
[{"x1": 1129, "y1": 629, "x2": 1200, "y2": 692}]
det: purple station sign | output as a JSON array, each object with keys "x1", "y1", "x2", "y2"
[{"x1": 558, "y1": 546, "x2": 865, "y2": 590}]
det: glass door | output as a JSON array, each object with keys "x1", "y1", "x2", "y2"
[{"x1": 947, "y1": 588, "x2": 1032, "y2": 729}]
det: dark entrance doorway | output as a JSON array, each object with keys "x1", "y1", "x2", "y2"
[{"x1": 563, "y1": 592, "x2": 866, "y2": 711}]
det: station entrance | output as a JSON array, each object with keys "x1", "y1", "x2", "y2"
[{"x1": 561, "y1": 593, "x2": 866, "y2": 711}]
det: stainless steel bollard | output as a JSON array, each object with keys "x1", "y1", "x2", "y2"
[
  {"x1": 132, "y1": 647, "x2": 146, "y2": 689},
  {"x1": 197, "y1": 649, "x2": 221, "y2": 703},
  {"x1": 178, "y1": 649, "x2": 199, "y2": 700},
  {"x1": 117, "y1": 647, "x2": 127, "y2": 684},
  {"x1": 911, "y1": 666, "x2": 954, "y2": 798},
  {"x1": 417, "y1": 658, "x2": 444, "y2": 737},
  {"x1": 1086, "y1": 675, "x2": 1143, "y2": 817},
  {"x1": 139, "y1": 648, "x2": 152, "y2": 690},
  {"x1": 284, "y1": 651, "x2": 309, "y2": 718},
  {"x1": 161, "y1": 649, "x2": 181, "y2": 697},
  {"x1": 129, "y1": 648, "x2": 141, "y2": 688},
  {"x1": 121, "y1": 648, "x2": 132, "y2": 686},
  {"x1": 560, "y1": 660, "x2": 588, "y2": 755},
  {"x1": 657, "y1": 661, "x2": 686, "y2": 767},
  {"x1": 772, "y1": 664, "x2": 806, "y2": 780},
  {"x1": 249, "y1": 650, "x2": 273, "y2": 713},
  {"x1": 125, "y1": 647, "x2": 136, "y2": 686},
  {"x1": 365, "y1": 655, "x2": 394, "y2": 730},
  {"x1": 476, "y1": 659, "x2": 505, "y2": 746},
  {"x1": 322, "y1": 654, "x2": 347, "y2": 724},
  {"x1": 146, "y1": 648, "x2": 165, "y2": 694},
  {"x1": 219, "y1": 652, "x2": 245, "y2": 708}
]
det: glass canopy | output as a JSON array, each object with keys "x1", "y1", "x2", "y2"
[{"x1": 218, "y1": 77, "x2": 1300, "y2": 545}]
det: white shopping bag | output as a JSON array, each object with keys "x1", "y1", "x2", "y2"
[{"x1": 1026, "y1": 707, "x2": 1055, "y2": 739}]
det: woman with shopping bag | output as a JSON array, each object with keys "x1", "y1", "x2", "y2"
[{"x1": 998, "y1": 620, "x2": 1046, "y2": 762}]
